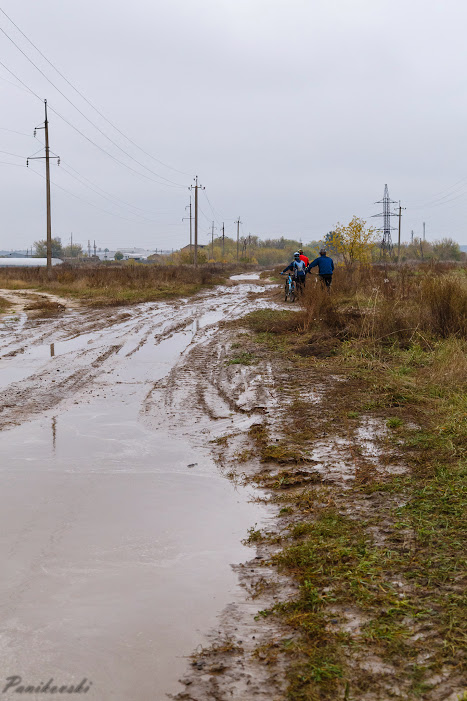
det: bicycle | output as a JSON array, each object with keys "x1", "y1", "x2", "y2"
[{"x1": 281, "y1": 272, "x2": 296, "y2": 302}]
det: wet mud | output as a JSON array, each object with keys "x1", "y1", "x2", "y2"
[{"x1": 0, "y1": 279, "x2": 280, "y2": 700}]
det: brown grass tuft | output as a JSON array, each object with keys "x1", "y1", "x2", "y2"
[{"x1": 0, "y1": 263, "x2": 241, "y2": 305}]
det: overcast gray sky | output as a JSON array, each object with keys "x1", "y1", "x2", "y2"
[{"x1": 1, "y1": 0, "x2": 467, "y2": 251}]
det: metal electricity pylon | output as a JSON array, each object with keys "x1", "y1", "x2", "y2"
[{"x1": 372, "y1": 184, "x2": 398, "y2": 255}]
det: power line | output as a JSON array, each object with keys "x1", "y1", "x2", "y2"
[
  {"x1": 0, "y1": 149, "x2": 26, "y2": 158},
  {"x1": 0, "y1": 121, "x2": 170, "y2": 219},
  {"x1": 49, "y1": 104, "x2": 186, "y2": 190},
  {"x1": 0, "y1": 69, "x2": 31, "y2": 93},
  {"x1": 203, "y1": 190, "x2": 223, "y2": 226},
  {"x1": 0, "y1": 59, "x2": 185, "y2": 191},
  {"x1": 198, "y1": 205, "x2": 212, "y2": 224},
  {"x1": 410, "y1": 182, "x2": 467, "y2": 210},
  {"x1": 0, "y1": 21, "x2": 188, "y2": 188},
  {"x1": 409, "y1": 175, "x2": 467, "y2": 207},
  {"x1": 0, "y1": 159, "x2": 27, "y2": 167},
  {"x1": 60, "y1": 162, "x2": 165, "y2": 217},
  {"x1": 26, "y1": 132, "x2": 166, "y2": 217},
  {"x1": 0, "y1": 126, "x2": 35, "y2": 137},
  {"x1": 0, "y1": 5, "x2": 193, "y2": 178},
  {"x1": 27, "y1": 164, "x2": 155, "y2": 225},
  {"x1": 58, "y1": 164, "x2": 160, "y2": 224}
]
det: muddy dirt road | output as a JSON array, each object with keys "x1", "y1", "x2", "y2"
[{"x1": 0, "y1": 277, "x2": 274, "y2": 700}]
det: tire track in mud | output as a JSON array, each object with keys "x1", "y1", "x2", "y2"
[
  {"x1": 142, "y1": 296, "x2": 278, "y2": 445},
  {"x1": 0, "y1": 282, "x2": 275, "y2": 433},
  {"x1": 0, "y1": 278, "x2": 291, "y2": 699}
]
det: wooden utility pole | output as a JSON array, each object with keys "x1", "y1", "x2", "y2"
[
  {"x1": 222, "y1": 222, "x2": 225, "y2": 259},
  {"x1": 211, "y1": 221, "x2": 215, "y2": 260},
  {"x1": 44, "y1": 101, "x2": 52, "y2": 272},
  {"x1": 235, "y1": 216, "x2": 242, "y2": 261},
  {"x1": 189, "y1": 176, "x2": 204, "y2": 267},
  {"x1": 27, "y1": 100, "x2": 59, "y2": 276},
  {"x1": 397, "y1": 202, "x2": 406, "y2": 264}
]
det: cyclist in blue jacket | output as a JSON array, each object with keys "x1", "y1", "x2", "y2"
[
  {"x1": 281, "y1": 252, "x2": 307, "y2": 293},
  {"x1": 307, "y1": 248, "x2": 334, "y2": 287}
]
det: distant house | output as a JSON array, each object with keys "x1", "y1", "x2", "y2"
[
  {"x1": 180, "y1": 244, "x2": 207, "y2": 253},
  {"x1": 123, "y1": 253, "x2": 148, "y2": 261}
]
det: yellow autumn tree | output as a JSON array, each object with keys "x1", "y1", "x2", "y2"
[{"x1": 327, "y1": 216, "x2": 377, "y2": 268}]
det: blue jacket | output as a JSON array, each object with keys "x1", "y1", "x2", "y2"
[
  {"x1": 282, "y1": 259, "x2": 307, "y2": 277},
  {"x1": 307, "y1": 255, "x2": 334, "y2": 275}
]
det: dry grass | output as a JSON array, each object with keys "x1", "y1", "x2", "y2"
[
  {"x1": 243, "y1": 308, "x2": 307, "y2": 334},
  {"x1": 0, "y1": 263, "x2": 243, "y2": 306},
  {"x1": 301, "y1": 264, "x2": 467, "y2": 343},
  {"x1": 24, "y1": 298, "x2": 66, "y2": 317},
  {"x1": 231, "y1": 263, "x2": 467, "y2": 700},
  {"x1": 0, "y1": 295, "x2": 9, "y2": 314}
]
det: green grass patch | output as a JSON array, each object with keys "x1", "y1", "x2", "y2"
[{"x1": 226, "y1": 351, "x2": 257, "y2": 366}]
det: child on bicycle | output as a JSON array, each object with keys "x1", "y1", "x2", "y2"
[{"x1": 281, "y1": 252, "x2": 307, "y2": 293}]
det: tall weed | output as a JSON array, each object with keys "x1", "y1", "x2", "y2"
[{"x1": 300, "y1": 265, "x2": 467, "y2": 343}]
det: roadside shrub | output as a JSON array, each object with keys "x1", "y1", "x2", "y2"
[
  {"x1": 420, "y1": 275, "x2": 467, "y2": 337},
  {"x1": 301, "y1": 279, "x2": 342, "y2": 330},
  {"x1": 299, "y1": 265, "x2": 467, "y2": 344},
  {"x1": 425, "y1": 338, "x2": 467, "y2": 389}
]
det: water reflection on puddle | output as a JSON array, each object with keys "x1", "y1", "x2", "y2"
[{"x1": 0, "y1": 292, "x2": 270, "y2": 700}]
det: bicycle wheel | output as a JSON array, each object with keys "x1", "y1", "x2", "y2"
[
  {"x1": 288, "y1": 283, "x2": 296, "y2": 303},
  {"x1": 284, "y1": 283, "x2": 288, "y2": 302}
]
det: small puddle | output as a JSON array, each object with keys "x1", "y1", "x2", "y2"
[
  {"x1": 0, "y1": 294, "x2": 270, "y2": 700},
  {"x1": 230, "y1": 272, "x2": 261, "y2": 281}
]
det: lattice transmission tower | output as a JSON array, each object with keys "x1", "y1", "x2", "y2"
[{"x1": 372, "y1": 184, "x2": 398, "y2": 254}]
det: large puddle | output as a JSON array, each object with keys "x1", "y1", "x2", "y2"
[{"x1": 0, "y1": 283, "x2": 271, "y2": 700}]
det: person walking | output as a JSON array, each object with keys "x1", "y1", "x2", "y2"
[
  {"x1": 307, "y1": 248, "x2": 334, "y2": 288},
  {"x1": 298, "y1": 249, "x2": 309, "y2": 267}
]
